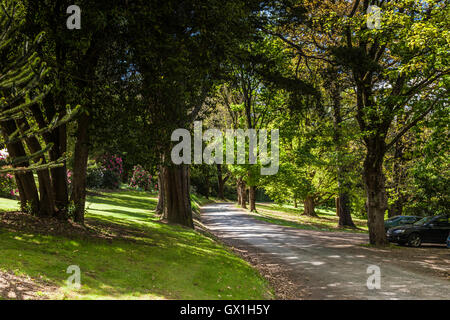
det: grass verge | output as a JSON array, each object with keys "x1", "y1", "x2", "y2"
[
  {"x1": 0, "y1": 190, "x2": 273, "y2": 300},
  {"x1": 250, "y1": 203, "x2": 368, "y2": 233}
]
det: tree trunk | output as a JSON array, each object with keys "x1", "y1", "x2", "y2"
[
  {"x1": 294, "y1": 197, "x2": 298, "y2": 208},
  {"x1": 335, "y1": 196, "x2": 340, "y2": 216},
  {"x1": 237, "y1": 180, "x2": 242, "y2": 205},
  {"x1": 217, "y1": 164, "x2": 225, "y2": 200},
  {"x1": 161, "y1": 164, "x2": 193, "y2": 228},
  {"x1": 249, "y1": 186, "x2": 256, "y2": 212},
  {"x1": 70, "y1": 113, "x2": 90, "y2": 223},
  {"x1": 18, "y1": 119, "x2": 56, "y2": 217},
  {"x1": 155, "y1": 170, "x2": 164, "y2": 214},
  {"x1": 303, "y1": 195, "x2": 317, "y2": 217},
  {"x1": 328, "y1": 68, "x2": 356, "y2": 228},
  {"x1": 337, "y1": 193, "x2": 355, "y2": 228},
  {"x1": 1, "y1": 120, "x2": 39, "y2": 215},
  {"x1": 364, "y1": 149, "x2": 389, "y2": 246},
  {"x1": 240, "y1": 183, "x2": 247, "y2": 209},
  {"x1": 31, "y1": 100, "x2": 68, "y2": 212}
]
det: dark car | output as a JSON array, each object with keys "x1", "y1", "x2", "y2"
[
  {"x1": 384, "y1": 215, "x2": 420, "y2": 231},
  {"x1": 387, "y1": 214, "x2": 450, "y2": 247}
]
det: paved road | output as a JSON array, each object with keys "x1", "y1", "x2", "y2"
[{"x1": 201, "y1": 203, "x2": 450, "y2": 300}]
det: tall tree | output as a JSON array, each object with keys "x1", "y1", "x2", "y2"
[
  {"x1": 0, "y1": 0, "x2": 77, "y2": 217},
  {"x1": 266, "y1": 0, "x2": 449, "y2": 244}
]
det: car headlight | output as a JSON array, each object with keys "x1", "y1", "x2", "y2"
[{"x1": 393, "y1": 229, "x2": 405, "y2": 234}]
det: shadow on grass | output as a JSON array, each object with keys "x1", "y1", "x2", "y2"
[
  {"x1": 0, "y1": 189, "x2": 273, "y2": 299},
  {"x1": 254, "y1": 213, "x2": 367, "y2": 234}
]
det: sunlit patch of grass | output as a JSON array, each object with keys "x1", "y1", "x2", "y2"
[
  {"x1": 0, "y1": 197, "x2": 20, "y2": 211},
  {"x1": 252, "y1": 203, "x2": 368, "y2": 233}
]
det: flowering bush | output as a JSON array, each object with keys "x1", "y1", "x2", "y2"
[
  {"x1": 128, "y1": 165, "x2": 156, "y2": 191},
  {"x1": 85, "y1": 155, "x2": 123, "y2": 190},
  {"x1": 101, "y1": 154, "x2": 123, "y2": 176},
  {"x1": 0, "y1": 148, "x2": 9, "y2": 166},
  {"x1": 0, "y1": 149, "x2": 17, "y2": 198},
  {"x1": 0, "y1": 173, "x2": 18, "y2": 198},
  {"x1": 100, "y1": 154, "x2": 123, "y2": 189},
  {"x1": 86, "y1": 166, "x2": 104, "y2": 189}
]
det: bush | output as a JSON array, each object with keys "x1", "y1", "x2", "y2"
[
  {"x1": 86, "y1": 166, "x2": 104, "y2": 189},
  {"x1": 129, "y1": 165, "x2": 155, "y2": 191},
  {"x1": 0, "y1": 173, "x2": 18, "y2": 198},
  {"x1": 0, "y1": 149, "x2": 17, "y2": 198},
  {"x1": 102, "y1": 169, "x2": 120, "y2": 189},
  {"x1": 85, "y1": 155, "x2": 123, "y2": 190}
]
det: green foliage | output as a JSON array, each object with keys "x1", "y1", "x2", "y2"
[
  {"x1": 128, "y1": 165, "x2": 155, "y2": 192},
  {"x1": 0, "y1": 173, "x2": 17, "y2": 198},
  {"x1": 86, "y1": 165, "x2": 104, "y2": 189}
]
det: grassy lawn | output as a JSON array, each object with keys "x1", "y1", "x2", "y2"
[
  {"x1": 0, "y1": 190, "x2": 273, "y2": 300},
  {"x1": 251, "y1": 202, "x2": 368, "y2": 233}
]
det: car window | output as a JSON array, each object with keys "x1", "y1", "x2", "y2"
[
  {"x1": 414, "y1": 217, "x2": 434, "y2": 226},
  {"x1": 434, "y1": 216, "x2": 449, "y2": 226}
]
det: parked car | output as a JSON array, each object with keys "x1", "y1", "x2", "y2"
[
  {"x1": 387, "y1": 214, "x2": 450, "y2": 247},
  {"x1": 384, "y1": 215, "x2": 420, "y2": 231},
  {"x1": 447, "y1": 233, "x2": 450, "y2": 249}
]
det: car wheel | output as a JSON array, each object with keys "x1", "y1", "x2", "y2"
[{"x1": 407, "y1": 233, "x2": 422, "y2": 247}]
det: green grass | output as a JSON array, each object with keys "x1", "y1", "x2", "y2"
[
  {"x1": 0, "y1": 190, "x2": 273, "y2": 300},
  {"x1": 0, "y1": 197, "x2": 20, "y2": 212},
  {"x1": 251, "y1": 202, "x2": 368, "y2": 233}
]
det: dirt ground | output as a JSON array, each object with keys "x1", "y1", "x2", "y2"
[{"x1": 0, "y1": 270, "x2": 58, "y2": 300}]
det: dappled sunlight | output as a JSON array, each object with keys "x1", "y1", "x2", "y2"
[
  {"x1": 0, "y1": 190, "x2": 273, "y2": 300},
  {"x1": 253, "y1": 203, "x2": 368, "y2": 233},
  {"x1": 202, "y1": 203, "x2": 450, "y2": 300}
]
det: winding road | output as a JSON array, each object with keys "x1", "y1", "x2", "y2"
[{"x1": 201, "y1": 203, "x2": 450, "y2": 300}]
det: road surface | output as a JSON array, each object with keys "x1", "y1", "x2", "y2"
[{"x1": 201, "y1": 203, "x2": 450, "y2": 300}]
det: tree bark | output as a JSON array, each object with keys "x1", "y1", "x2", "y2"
[
  {"x1": 70, "y1": 113, "x2": 90, "y2": 223},
  {"x1": 364, "y1": 147, "x2": 389, "y2": 245},
  {"x1": 161, "y1": 164, "x2": 193, "y2": 228},
  {"x1": 337, "y1": 193, "x2": 355, "y2": 228},
  {"x1": 1, "y1": 120, "x2": 40, "y2": 215},
  {"x1": 328, "y1": 68, "x2": 356, "y2": 228},
  {"x1": 249, "y1": 186, "x2": 256, "y2": 212},
  {"x1": 294, "y1": 197, "x2": 298, "y2": 208},
  {"x1": 155, "y1": 170, "x2": 164, "y2": 214},
  {"x1": 240, "y1": 182, "x2": 247, "y2": 209},
  {"x1": 217, "y1": 164, "x2": 226, "y2": 200},
  {"x1": 17, "y1": 119, "x2": 56, "y2": 218},
  {"x1": 30, "y1": 100, "x2": 68, "y2": 212},
  {"x1": 303, "y1": 195, "x2": 317, "y2": 217}
]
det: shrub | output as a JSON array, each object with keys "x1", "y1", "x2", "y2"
[
  {"x1": 85, "y1": 155, "x2": 124, "y2": 190},
  {"x1": 0, "y1": 149, "x2": 17, "y2": 198},
  {"x1": 0, "y1": 173, "x2": 18, "y2": 199},
  {"x1": 86, "y1": 166, "x2": 104, "y2": 189},
  {"x1": 100, "y1": 154, "x2": 123, "y2": 189},
  {"x1": 102, "y1": 169, "x2": 120, "y2": 189},
  {"x1": 129, "y1": 165, "x2": 155, "y2": 191}
]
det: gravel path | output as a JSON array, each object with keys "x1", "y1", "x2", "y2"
[{"x1": 201, "y1": 203, "x2": 450, "y2": 300}]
